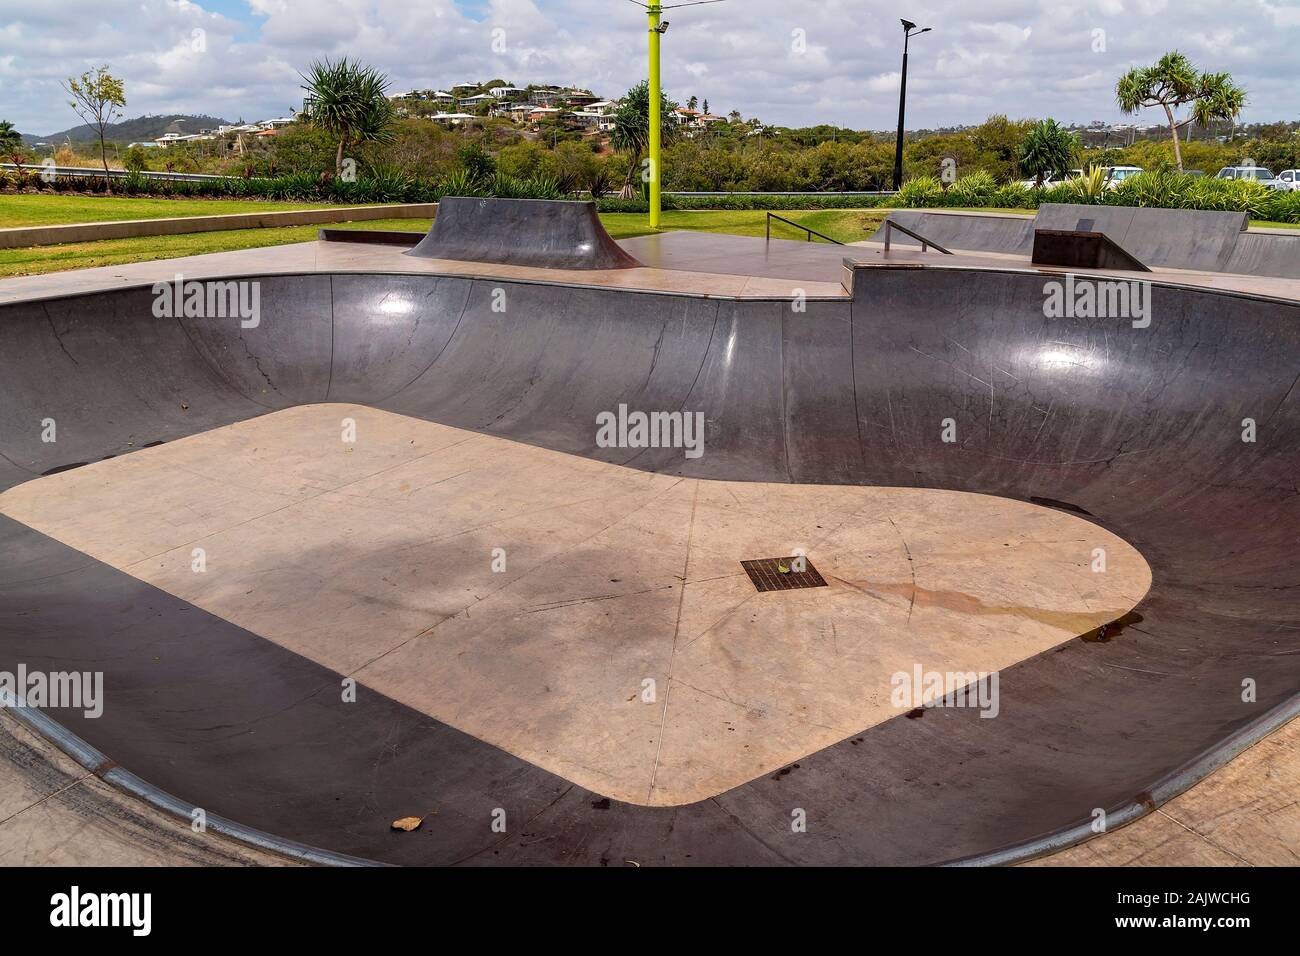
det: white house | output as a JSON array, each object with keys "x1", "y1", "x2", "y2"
[{"x1": 430, "y1": 112, "x2": 479, "y2": 125}]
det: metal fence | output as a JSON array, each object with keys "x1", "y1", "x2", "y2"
[{"x1": 1, "y1": 163, "x2": 241, "y2": 183}]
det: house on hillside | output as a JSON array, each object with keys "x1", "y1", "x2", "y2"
[
  {"x1": 430, "y1": 112, "x2": 479, "y2": 126},
  {"x1": 458, "y1": 93, "x2": 496, "y2": 109}
]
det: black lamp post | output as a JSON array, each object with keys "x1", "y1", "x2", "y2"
[{"x1": 892, "y1": 18, "x2": 931, "y2": 191}]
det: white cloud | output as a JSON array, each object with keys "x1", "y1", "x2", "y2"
[{"x1": 0, "y1": 0, "x2": 1294, "y2": 134}]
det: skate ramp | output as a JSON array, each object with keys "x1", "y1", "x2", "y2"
[
  {"x1": 0, "y1": 264, "x2": 1296, "y2": 866},
  {"x1": 407, "y1": 197, "x2": 642, "y2": 270}
]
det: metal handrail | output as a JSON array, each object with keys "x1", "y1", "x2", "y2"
[
  {"x1": 881, "y1": 218, "x2": 953, "y2": 255},
  {"x1": 765, "y1": 212, "x2": 844, "y2": 245}
]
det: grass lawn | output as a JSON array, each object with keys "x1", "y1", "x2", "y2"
[
  {"x1": 0, "y1": 219, "x2": 431, "y2": 277},
  {"x1": 0, "y1": 194, "x2": 345, "y2": 228},
  {"x1": 0, "y1": 208, "x2": 887, "y2": 277},
  {"x1": 3, "y1": 198, "x2": 1293, "y2": 278}
]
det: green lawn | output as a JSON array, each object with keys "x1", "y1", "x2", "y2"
[
  {"x1": 0, "y1": 194, "x2": 343, "y2": 228},
  {"x1": 4, "y1": 195, "x2": 1292, "y2": 279},
  {"x1": 0, "y1": 207, "x2": 887, "y2": 278},
  {"x1": 0, "y1": 218, "x2": 431, "y2": 277}
]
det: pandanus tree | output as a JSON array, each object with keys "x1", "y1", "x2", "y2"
[
  {"x1": 300, "y1": 58, "x2": 396, "y2": 176},
  {"x1": 610, "y1": 81, "x2": 678, "y2": 199},
  {"x1": 1115, "y1": 52, "x2": 1245, "y2": 171},
  {"x1": 0, "y1": 120, "x2": 22, "y2": 153}
]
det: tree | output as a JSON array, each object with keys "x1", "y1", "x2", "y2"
[
  {"x1": 0, "y1": 120, "x2": 21, "y2": 153},
  {"x1": 687, "y1": 95, "x2": 698, "y2": 111},
  {"x1": 610, "y1": 81, "x2": 679, "y2": 198},
  {"x1": 300, "y1": 58, "x2": 396, "y2": 176},
  {"x1": 1116, "y1": 52, "x2": 1245, "y2": 171},
  {"x1": 727, "y1": 110, "x2": 742, "y2": 124},
  {"x1": 702, "y1": 99, "x2": 709, "y2": 115},
  {"x1": 122, "y1": 145, "x2": 148, "y2": 173},
  {"x1": 1018, "y1": 119, "x2": 1079, "y2": 185},
  {"x1": 62, "y1": 66, "x2": 125, "y2": 179}
]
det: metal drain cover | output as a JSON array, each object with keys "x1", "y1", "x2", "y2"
[{"x1": 741, "y1": 557, "x2": 828, "y2": 593}]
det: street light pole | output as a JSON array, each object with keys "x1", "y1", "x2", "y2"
[
  {"x1": 892, "y1": 19, "x2": 931, "y2": 191},
  {"x1": 648, "y1": 2, "x2": 662, "y2": 229}
]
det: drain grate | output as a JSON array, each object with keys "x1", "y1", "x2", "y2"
[{"x1": 740, "y1": 557, "x2": 828, "y2": 593}]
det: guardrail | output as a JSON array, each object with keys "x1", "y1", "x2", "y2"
[
  {"x1": 765, "y1": 212, "x2": 845, "y2": 245},
  {"x1": 1, "y1": 163, "x2": 244, "y2": 183}
]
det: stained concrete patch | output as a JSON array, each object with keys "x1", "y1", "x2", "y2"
[{"x1": 0, "y1": 404, "x2": 1152, "y2": 806}]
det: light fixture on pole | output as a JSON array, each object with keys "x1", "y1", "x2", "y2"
[
  {"x1": 627, "y1": 0, "x2": 727, "y2": 230},
  {"x1": 893, "y1": 18, "x2": 931, "y2": 191}
]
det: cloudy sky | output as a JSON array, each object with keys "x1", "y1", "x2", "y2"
[{"x1": 1, "y1": 0, "x2": 1297, "y2": 135}]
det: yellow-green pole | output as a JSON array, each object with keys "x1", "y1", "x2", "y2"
[{"x1": 647, "y1": 3, "x2": 662, "y2": 229}]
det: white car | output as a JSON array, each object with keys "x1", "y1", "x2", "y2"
[
  {"x1": 1102, "y1": 165, "x2": 1144, "y2": 188},
  {"x1": 1214, "y1": 166, "x2": 1276, "y2": 183},
  {"x1": 1266, "y1": 169, "x2": 1300, "y2": 192},
  {"x1": 1018, "y1": 168, "x2": 1084, "y2": 189}
]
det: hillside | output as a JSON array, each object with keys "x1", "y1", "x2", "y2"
[{"x1": 22, "y1": 114, "x2": 234, "y2": 145}]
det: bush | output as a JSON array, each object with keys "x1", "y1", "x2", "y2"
[
  {"x1": 892, "y1": 176, "x2": 943, "y2": 207},
  {"x1": 945, "y1": 170, "x2": 997, "y2": 206}
]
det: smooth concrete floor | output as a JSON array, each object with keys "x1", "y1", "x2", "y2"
[{"x1": 0, "y1": 404, "x2": 1152, "y2": 806}]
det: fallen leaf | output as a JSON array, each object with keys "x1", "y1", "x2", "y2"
[{"x1": 391, "y1": 816, "x2": 423, "y2": 831}]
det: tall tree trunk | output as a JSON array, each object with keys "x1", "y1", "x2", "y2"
[
  {"x1": 1162, "y1": 103, "x2": 1184, "y2": 171},
  {"x1": 335, "y1": 137, "x2": 346, "y2": 176},
  {"x1": 99, "y1": 126, "x2": 112, "y2": 193}
]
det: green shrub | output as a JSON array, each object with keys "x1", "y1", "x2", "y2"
[
  {"x1": 893, "y1": 176, "x2": 943, "y2": 207},
  {"x1": 945, "y1": 170, "x2": 997, "y2": 206},
  {"x1": 990, "y1": 183, "x2": 1033, "y2": 209}
]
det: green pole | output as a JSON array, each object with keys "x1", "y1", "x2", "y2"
[{"x1": 647, "y1": 3, "x2": 662, "y2": 229}]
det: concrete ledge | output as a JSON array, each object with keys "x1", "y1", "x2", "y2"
[{"x1": 0, "y1": 202, "x2": 438, "y2": 249}]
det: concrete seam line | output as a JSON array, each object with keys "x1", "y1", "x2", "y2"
[{"x1": 0, "y1": 688, "x2": 385, "y2": 868}]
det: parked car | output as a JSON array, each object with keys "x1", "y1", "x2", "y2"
[
  {"x1": 1266, "y1": 169, "x2": 1300, "y2": 191},
  {"x1": 1018, "y1": 170, "x2": 1081, "y2": 188},
  {"x1": 1214, "y1": 165, "x2": 1276, "y2": 183},
  {"x1": 1101, "y1": 165, "x2": 1144, "y2": 188}
]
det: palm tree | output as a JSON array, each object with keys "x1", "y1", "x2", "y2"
[
  {"x1": 300, "y1": 58, "x2": 396, "y2": 176},
  {"x1": 1115, "y1": 52, "x2": 1245, "y2": 171},
  {"x1": 0, "y1": 120, "x2": 21, "y2": 153},
  {"x1": 1018, "y1": 119, "x2": 1079, "y2": 186},
  {"x1": 610, "y1": 81, "x2": 678, "y2": 199}
]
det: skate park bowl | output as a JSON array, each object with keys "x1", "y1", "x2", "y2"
[{"x1": 0, "y1": 208, "x2": 1297, "y2": 866}]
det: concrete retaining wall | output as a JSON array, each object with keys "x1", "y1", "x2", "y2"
[{"x1": 0, "y1": 203, "x2": 437, "y2": 250}]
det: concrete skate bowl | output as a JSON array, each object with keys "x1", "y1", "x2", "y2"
[{"x1": 0, "y1": 266, "x2": 1297, "y2": 866}]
